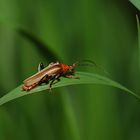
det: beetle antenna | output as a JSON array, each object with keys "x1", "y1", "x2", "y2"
[
  {"x1": 78, "y1": 59, "x2": 97, "y2": 67},
  {"x1": 74, "y1": 59, "x2": 109, "y2": 76}
]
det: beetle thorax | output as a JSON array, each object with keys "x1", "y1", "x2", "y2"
[{"x1": 61, "y1": 64, "x2": 73, "y2": 74}]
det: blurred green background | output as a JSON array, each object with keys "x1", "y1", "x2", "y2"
[{"x1": 0, "y1": 0, "x2": 140, "y2": 140}]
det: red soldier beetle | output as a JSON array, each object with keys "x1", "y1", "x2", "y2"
[
  {"x1": 22, "y1": 60, "x2": 99, "y2": 92},
  {"x1": 22, "y1": 62, "x2": 79, "y2": 92}
]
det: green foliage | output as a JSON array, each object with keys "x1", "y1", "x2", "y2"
[
  {"x1": 0, "y1": 0, "x2": 140, "y2": 140},
  {"x1": 0, "y1": 72, "x2": 139, "y2": 106},
  {"x1": 136, "y1": 16, "x2": 140, "y2": 70},
  {"x1": 130, "y1": 0, "x2": 140, "y2": 10}
]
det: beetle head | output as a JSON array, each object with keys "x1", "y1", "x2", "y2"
[
  {"x1": 62, "y1": 63, "x2": 77, "y2": 75},
  {"x1": 66, "y1": 64, "x2": 75, "y2": 75}
]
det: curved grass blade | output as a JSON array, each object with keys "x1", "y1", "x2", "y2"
[
  {"x1": 136, "y1": 15, "x2": 140, "y2": 70},
  {"x1": 0, "y1": 72, "x2": 140, "y2": 106},
  {"x1": 18, "y1": 29, "x2": 60, "y2": 61},
  {"x1": 129, "y1": 0, "x2": 140, "y2": 10}
]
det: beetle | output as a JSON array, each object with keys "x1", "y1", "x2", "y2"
[{"x1": 22, "y1": 62, "x2": 79, "y2": 92}]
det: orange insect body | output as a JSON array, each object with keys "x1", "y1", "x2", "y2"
[
  {"x1": 22, "y1": 62, "x2": 77, "y2": 91},
  {"x1": 60, "y1": 64, "x2": 74, "y2": 74}
]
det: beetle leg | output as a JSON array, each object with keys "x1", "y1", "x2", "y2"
[
  {"x1": 48, "y1": 74, "x2": 60, "y2": 92},
  {"x1": 43, "y1": 75, "x2": 50, "y2": 84},
  {"x1": 52, "y1": 77, "x2": 60, "y2": 85},
  {"x1": 38, "y1": 74, "x2": 49, "y2": 85},
  {"x1": 38, "y1": 62, "x2": 45, "y2": 71},
  {"x1": 65, "y1": 75, "x2": 80, "y2": 79},
  {"x1": 48, "y1": 80, "x2": 54, "y2": 92}
]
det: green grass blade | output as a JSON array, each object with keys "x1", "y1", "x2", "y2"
[
  {"x1": 136, "y1": 15, "x2": 140, "y2": 70},
  {"x1": 0, "y1": 71, "x2": 139, "y2": 106},
  {"x1": 129, "y1": 0, "x2": 140, "y2": 10}
]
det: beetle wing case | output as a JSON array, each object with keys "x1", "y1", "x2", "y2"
[{"x1": 23, "y1": 62, "x2": 61, "y2": 87}]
